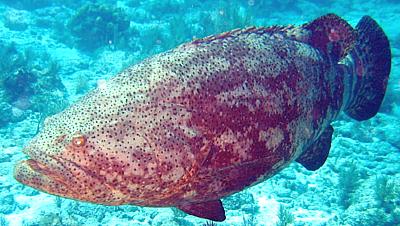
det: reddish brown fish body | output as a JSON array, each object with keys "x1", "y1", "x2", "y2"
[
  {"x1": 14, "y1": 14, "x2": 391, "y2": 221},
  {"x1": 17, "y1": 29, "x2": 338, "y2": 204}
]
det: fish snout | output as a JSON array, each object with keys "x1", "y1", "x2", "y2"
[
  {"x1": 14, "y1": 140, "x2": 76, "y2": 197},
  {"x1": 14, "y1": 159, "x2": 47, "y2": 187},
  {"x1": 13, "y1": 159, "x2": 71, "y2": 197}
]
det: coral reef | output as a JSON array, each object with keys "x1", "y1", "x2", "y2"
[
  {"x1": 136, "y1": 23, "x2": 166, "y2": 55},
  {"x1": 224, "y1": 191, "x2": 258, "y2": 213},
  {"x1": 167, "y1": 16, "x2": 193, "y2": 48},
  {"x1": 3, "y1": 9, "x2": 31, "y2": 31},
  {"x1": 202, "y1": 221, "x2": 217, "y2": 226},
  {"x1": 242, "y1": 214, "x2": 256, "y2": 226},
  {"x1": 374, "y1": 176, "x2": 400, "y2": 219},
  {"x1": 0, "y1": 42, "x2": 67, "y2": 126},
  {"x1": 276, "y1": 204, "x2": 294, "y2": 226},
  {"x1": 337, "y1": 162, "x2": 361, "y2": 209},
  {"x1": 0, "y1": 214, "x2": 8, "y2": 226},
  {"x1": 67, "y1": 4, "x2": 130, "y2": 50},
  {"x1": 0, "y1": 0, "x2": 53, "y2": 10},
  {"x1": 0, "y1": 194, "x2": 15, "y2": 215},
  {"x1": 0, "y1": 99, "x2": 13, "y2": 127},
  {"x1": 140, "y1": 0, "x2": 189, "y2": 18},
  {"x1": 198, "y1": 3, "x2": 253, "y2": 37},
  {"x1": 74, "y1": 73, "x2": 90, "y2": 94}
]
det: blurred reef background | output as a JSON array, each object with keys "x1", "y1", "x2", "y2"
[{"x1": 0, "y1": 0, "x2": 399, "y2": 225}]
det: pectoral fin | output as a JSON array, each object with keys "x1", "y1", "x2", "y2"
[
  {"x1": 296, "y1": 125, "x2": 333, "y2": 171},
  {"x1": 177, "y1": 199, "x2": 226, "y2": 222}
]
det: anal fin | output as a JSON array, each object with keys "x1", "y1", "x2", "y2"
[
  {"x1": 177, "y1": 199, "x2": 226, "y2": 222},
  {"x1": 296, "y1": 125, "x2": 333, "y2": 171}
]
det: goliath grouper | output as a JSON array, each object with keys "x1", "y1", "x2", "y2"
[{"x1": 14, "y1": 14, "x2": 391, "y2": 221}]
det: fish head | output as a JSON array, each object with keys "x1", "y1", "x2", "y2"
[{"x1": 14, "y1": 91, "x2": 134, "y2": 205}]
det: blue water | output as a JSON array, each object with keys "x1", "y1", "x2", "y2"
[{"x1": 0, "y1": 0, "x2": 399, "y2": 225}]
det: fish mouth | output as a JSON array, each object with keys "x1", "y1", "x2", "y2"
[
  {"x1": 14, "y1": 154, "x2": 73, "y2": 198},
  {"x1": 14, "y1": 158, "x2": 57, "y2": 185},
  {"x1": 15, "y1": 145, "x2": 55, "y2": 181},
  {"x1": 14, "y1": 159, "x2": 51, "y2": 189}
]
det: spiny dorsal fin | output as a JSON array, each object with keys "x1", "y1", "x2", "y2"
[
  {"x1": 302, "y1": 13, "x2": 357, "y2": 61},
  {"x1": 190, "y1": 14, "x2": 356, "y2": 62},
  {"x1": 190, "y1": 25, "x2": 298, "y2": 45}
]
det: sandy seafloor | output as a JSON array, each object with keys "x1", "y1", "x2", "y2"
[{"x1": 0, "y1": 0, "x2": 399, "y2": 225}]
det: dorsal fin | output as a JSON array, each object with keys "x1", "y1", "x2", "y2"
[
  {"x1": 191, "y1": 26, "x2": 290, "y2": 45},
  {"x1": 190, "y1": 14, "x2": 356, "y2": 61},
  {"x1": 302, "y1": 13, "x2": 357, "y2": 61},
  {"x1": 189, "y1": 24, "x2": 318, "y2": 46}
]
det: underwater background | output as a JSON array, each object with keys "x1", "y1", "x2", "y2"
[{"x1": 0, "y1": 0, "x2": 399, "y2": 225}]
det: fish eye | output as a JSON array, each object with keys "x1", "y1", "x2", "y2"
[{"x1": 72, "y1": 134, "x2": 86, "y2": 147}]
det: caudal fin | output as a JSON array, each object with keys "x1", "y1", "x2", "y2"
[{"x1": 343, "y1": 16, "x2": 391, "y2": 121}]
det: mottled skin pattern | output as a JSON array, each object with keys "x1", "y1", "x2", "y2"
[{"x1": 15, "y1": 24, "x2": 347, "y2": 208}]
